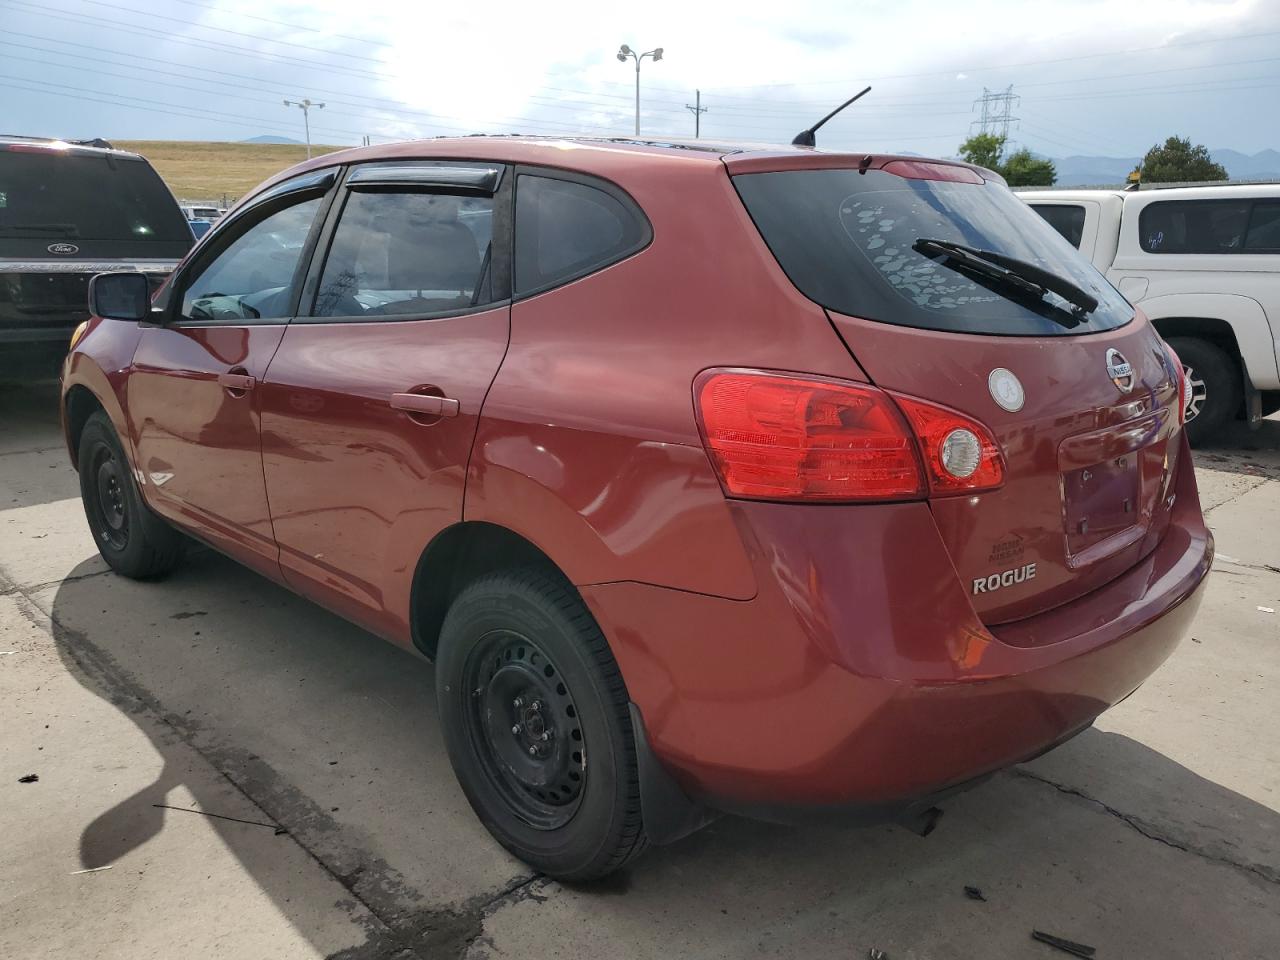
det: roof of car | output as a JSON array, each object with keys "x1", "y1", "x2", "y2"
[
  {"x1": 244, "y1": 134, "x2": 990, "y2": 207},
  {"x1": 0, "y1": 134, "x2": 145, "y2": 161}
]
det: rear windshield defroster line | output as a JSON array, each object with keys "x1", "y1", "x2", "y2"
[{"x1": 732, "y1": 167, "x2": 1133, "y2": 337}]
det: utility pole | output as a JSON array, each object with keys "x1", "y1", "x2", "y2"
[
  {"x1": 283, "y1": 98, "x2": 325, "y2": 158},
  {"x1": 685, "y1": 90, "x2": 708, "y2": 138},
  {"x1": 616, "y1": 45, "x2": 664, "y2": 137},
  {"x1": 970, "y1": 85, "x2": 1019, "y2": 140}
]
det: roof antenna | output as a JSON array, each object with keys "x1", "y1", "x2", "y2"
[{"x1": 791, "y1": 86, "x2": 872, "y2": 147}]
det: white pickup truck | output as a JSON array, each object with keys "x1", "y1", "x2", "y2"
[{"x1": 1019, "y1": 184, "x2": 1280, "y2": 444}]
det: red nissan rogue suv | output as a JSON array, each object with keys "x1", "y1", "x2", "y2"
[{"x1": 62, "y1": 137, "x2": 1212, "y2": 880}]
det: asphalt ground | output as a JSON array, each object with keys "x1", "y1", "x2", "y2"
[{"x1": 1, "y1": 378, "x2": 1277, "y2": 959}]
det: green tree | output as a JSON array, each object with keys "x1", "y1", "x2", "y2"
[
  {"x1": 1139, "y1": 136, "x2": 1228, "y2": 183},
  {"x1": 958, "y1": 133, "x2": 1006, "y2": 172},
  {"x1": 1001, "y1": 147, "x2": 1058, "y2": 186},
  {"x1": 957, "y1": 134, "x2": 1058, "y2": 186}
]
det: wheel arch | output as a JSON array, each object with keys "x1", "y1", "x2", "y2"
[
  {"x1": 1141, "y1": 293, "x2": 1279, "y2": 390},
  {"x1": 63, "y1": 384, "x2": 116, "y2": 469},
  {"x1": 409, "y1": 520, "x2": 569, "y2": 660}
]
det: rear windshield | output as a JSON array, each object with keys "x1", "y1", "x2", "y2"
[
  {"x1": 733, "y1": 167, "x2": 1133, "y2": 336},
  {"x1": 0, "y1": 150, "x2": 191, "y2": 243}
]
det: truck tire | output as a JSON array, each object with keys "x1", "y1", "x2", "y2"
[{"x1": 1167, "y1": 337, "x2": 1240, "y2": 447}]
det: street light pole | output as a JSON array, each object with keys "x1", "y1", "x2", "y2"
[
  {"x1": 616, "y1": 45, "x2": 663, "y2": 137},
  {"x1": 283, "y1": 98, "x2": 325, "y2": 158}
]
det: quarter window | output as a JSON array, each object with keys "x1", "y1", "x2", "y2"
[
  {"x1": 514, "y1": 174, "x2": 649, "y2": 295},
  {"x1": 1138, "y1": 199, "x2": 1252, "y2": 254},
  {"x1": 313, "y1": 191, "x2": 494, "y2": 317},
  {"x1": 1030, "y1": 204, "x2": 1087, "y2": 250},
  {"x1": 1244, "y1": 200, "x2": 1280, "y2": 252},
  {"x1": 180, "y1": 196, "x2": 322, "y2": 321}
]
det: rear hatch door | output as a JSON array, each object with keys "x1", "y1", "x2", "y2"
[{"x1": 730, "y1": 157, "x2": 1184, "y2": 623}]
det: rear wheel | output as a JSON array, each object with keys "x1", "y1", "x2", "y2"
[
  {"x1": 435, "y1": 568, "x2": 648, "y2": 880},
  {"x1": 1167, "y1": 337, "x2": 1240, "y2": 447},
  {"x1": 78, "y1": 411, "x2": 183, "y2": 579}
]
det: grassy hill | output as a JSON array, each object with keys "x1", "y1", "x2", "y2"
[{"x1": 114, "y1": 140, "x2": 347, "y2": 204}]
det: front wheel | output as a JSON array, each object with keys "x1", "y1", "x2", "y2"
[
  {"x1": 1167, "y1": 337, "x2": 1240, "y2": 447},
  {"x1": 435, "y1": 569, "x2": 648, "y2": 880},
  {"x1": 78, "y1": 411, "x2": 183, "y2": 579}
]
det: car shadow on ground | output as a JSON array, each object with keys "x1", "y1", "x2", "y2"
[{"x1": 42, "y1": 550, "x2": 1280, "y2": 959}]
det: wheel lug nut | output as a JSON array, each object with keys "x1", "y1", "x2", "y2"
[
  {"x1": 530, "y1": 700, "x2": 542, "y2": 712},
  {"x1": 541, "y1": 732, "x2": 550, "y2": 741},
  {"x1": 511, "y1": 724, "x2": 521, "y2": 734},
  {"x1": 528, "y1": 745, "x2": 537, "y2": 756},
  {"x1": 513, "y1": 697, "x2": 524, "y2": 708}
]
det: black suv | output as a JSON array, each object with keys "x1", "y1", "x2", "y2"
[{"x1": 0, "y1": 136, "x2": 192, "y2": 376}]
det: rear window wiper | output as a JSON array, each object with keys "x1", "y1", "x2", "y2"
[{"x1": 913, "y1": 238, "x2": 1099, "y2": 315}]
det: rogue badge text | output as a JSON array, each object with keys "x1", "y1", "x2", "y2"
[{"x1": 973, "y1": 562, "x2": 1038, "y2": 594}]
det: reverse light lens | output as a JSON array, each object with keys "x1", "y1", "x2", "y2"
[
  {"x1": 889, "y1": 394, "x2": 1005, "y2": 494},
  {"x1": 939, "y1": 428, "x2": 982, "y2": 479},
  {"x1": 694, "y1": 370, "x2": 923, "y2": 501}
]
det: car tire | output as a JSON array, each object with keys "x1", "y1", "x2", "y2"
[
  {"x1": 1167, "y1": 337, "x2": 1240, "y2": 447},
  {"x1": 78, "y1": 411, "x2": 183, "y2": 579},
  {"x1": 435, "y1": 568, "x2": 648, "y2": 880}
]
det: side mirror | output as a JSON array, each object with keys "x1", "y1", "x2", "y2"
[{"x1": 89, "y1": 272, "x2": 151, "y2": 322}]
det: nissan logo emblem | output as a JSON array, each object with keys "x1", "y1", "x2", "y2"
[{"x1": 1106, "y1": 348, "x2": 1134, "y2": 393}]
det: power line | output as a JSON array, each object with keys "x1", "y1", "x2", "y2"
[{"x1": 694, "y1": 25, "x2": 1280, "y2": 92}]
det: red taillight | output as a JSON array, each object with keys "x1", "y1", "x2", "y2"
[
  {"x1": 694, "y1": 370, "x2": 923, "y2": 501},
  {"x1": 890, "y1": 394, "x2": 1005, "y2": 494},
  {"x1": 693, "y1": 369, "x2": 1006, "y2": 502},
  {"x1": 1162, "y1": 341, "x2": 1188, "y2": 427}
]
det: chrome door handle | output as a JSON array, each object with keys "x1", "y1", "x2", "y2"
[
  {"x1": 390, "y1": 392, "x2": 459, "y2": 418},
  {"x1": 218, "y1": 371, "x2": 256, "y2": 392}
]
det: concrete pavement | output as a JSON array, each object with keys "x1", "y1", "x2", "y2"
[{"x1": 1, "y1": 378, "x2": 1277, "y2": 959}]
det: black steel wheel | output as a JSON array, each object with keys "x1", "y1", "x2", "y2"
[
  {"x1": 87, "y1": 442, "x2": 130, "y2": 552},
  {"x1": 462, "y1": 629, "x2": 586, "y2": 830},
  {"x1": 77, "y1": 411, "x2": 183, "y2": 579},
  {"x1": 436, "y1": 568, "x2": 648, "y2": 880}
]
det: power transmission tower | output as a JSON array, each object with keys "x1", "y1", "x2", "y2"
[
  {"x1": 685, "y1": 89, "x2": 708, "y2": 138},
  {"x1": 970, "y1": 85, "x2": 1019, "y2": 139}
]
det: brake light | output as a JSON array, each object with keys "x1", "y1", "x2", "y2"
[
  {"x1": 694, "y1": 370, "x2": 1008, "y2": 502},
  {"x1": 694, "y1": 370, "x2": 923, "y2": 501},
  {"x1": 1162, "y1": 341, "x2": 1188, "y2": 427},
  {"x1": 890, "y1": 394, "x2": 1005, "y2": 494}
]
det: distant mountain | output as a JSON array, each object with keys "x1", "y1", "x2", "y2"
[
  {"x1": 1048, "y1": 148, "x2": 1280, "y2": 186},
  {"x1": 242, "y1": 134, "x2": 304, "y2": 145}
]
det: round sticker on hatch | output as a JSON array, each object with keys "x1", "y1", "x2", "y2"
[{"x1": 988, "y1": 367, "x2": 1025, "y2": 412}]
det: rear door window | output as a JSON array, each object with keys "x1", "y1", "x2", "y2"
[
  {"x1": 1138, "y1": 199, "x2": 1251, "y2": 253},
  {"x1": 1030, "y1": 204, "x2": 1087, "y2": 249},
  {"x1": 733, "y1": 167, "x2": 1132, "y2": 337},
  {"x1": 313, "y1": 191, "x2": 495, "y2": 317},
  {"x1": 514, "y1": 173, "x2": 650, "y2": 296}
]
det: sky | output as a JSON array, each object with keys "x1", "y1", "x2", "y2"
[{"x1": 2, "y1": 0, "x2": 1279, "y2": 158}]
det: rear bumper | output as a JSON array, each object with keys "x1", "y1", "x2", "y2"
[{"x1": 582, "y1": 433, "x2": 1211, "y2": 816}]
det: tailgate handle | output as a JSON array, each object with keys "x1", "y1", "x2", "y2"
[{"x1": 390, "y1": 392, "x2": 459, "y2": 418}]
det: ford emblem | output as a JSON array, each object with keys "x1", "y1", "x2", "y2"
[{"x1": 48, "y1": 242, "x2": 80, "y2": 255}]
